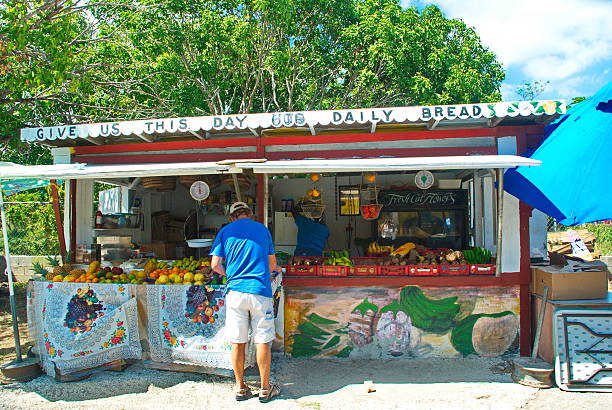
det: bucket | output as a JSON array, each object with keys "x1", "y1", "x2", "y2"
[{"x1": 510, "y1": 357, "x2": 555, "y2": 388}]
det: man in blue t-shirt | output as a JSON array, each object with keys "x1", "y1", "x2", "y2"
[
  {"x1": 210, "y1": 202, "x2": 280, "y2": 403},
  {"x1": 292, "y1": 203, "x2": 330, "y2": 256}
]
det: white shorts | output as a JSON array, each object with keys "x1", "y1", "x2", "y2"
[{"x1": 225, "y1": 290, "x2": 275, "y2": 344}]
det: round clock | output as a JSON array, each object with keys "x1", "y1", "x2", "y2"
[
  {"x1": 189, "y1": 181, "x2": 210, "y2": 201},
  {"x1": 415, "y1": 170, "x2": 434, "y2": 190}
]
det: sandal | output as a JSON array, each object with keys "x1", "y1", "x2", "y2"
[
  {"x1": 259, "y1": 384, "x2": 281, "y2": 403},
  {"x1": 235, "y1": 385, "x2": 252, "y2": 401}
]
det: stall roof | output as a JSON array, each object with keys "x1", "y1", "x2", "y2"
[
  {"x1": 21, "y1": 100, "x2": 566, "y2": 147},
  {"x1": 235, "y1": 155, "x2": 541, "y2": 173},
  {"x1": 0, "y1": 161, "x2": 237, "y2": 180}
]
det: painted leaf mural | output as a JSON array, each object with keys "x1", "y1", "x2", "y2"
[
  {"x1": 290, "y1": 313, "x2": 353, "y2": 358},
  {"x1": 397, "y1": 286, "x2": 461, "y2": 334},
  {"x1": 285, "y1": 286, "x2": 520, "y2": 359},
  {"x1": 450, "y1": 311, "x2": 518, "y2": 357}
]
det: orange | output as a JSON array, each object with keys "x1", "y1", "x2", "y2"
[
  {"x1": 310, "y1": 173, "x2": 320, "y2": 182},
  {"x1": 172, "y1": 267, "x2": 180, "y2": 275}
]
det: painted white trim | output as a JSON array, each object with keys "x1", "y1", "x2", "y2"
[
  {"x1": 237, "y1": 155, "x2": 541, "y2": 173},
  {"x1": 21, "y1": 100, "x2": 566, "y2": 142},
  {"x1": 0, "y1": 162, "x2": 239, "y2": 180}
]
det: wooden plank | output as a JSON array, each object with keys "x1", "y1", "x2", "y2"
[{"x1": 142, "y1": 361, "x2": 234, "y2": 377}]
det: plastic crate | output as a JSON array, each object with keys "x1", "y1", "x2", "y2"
[
  {"x1": 408, "y1": 265, "x2": 440, "y2": 276},
  {"x1": 285, "y1": 265, "x2": 318, "y2": 276},
  {"x1": 377, "y1": 265, "x2": 409, "y2": 276},
  {"x1": 348, "y1": 265, "x2": 378, "y2": 276},
  {"x1": 439, "y1": 264, "x2": 469, "y2": 276},
  {"x1": 470, "y1": 264, "x2": 496, "y2": 275},
  {"x1": 318, "y1": 266, "x2": 348, "y2": 276}
]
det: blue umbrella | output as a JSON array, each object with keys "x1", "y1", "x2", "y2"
[{"x1": 505, "y1": 81, "x2": 612, "y2": 226}]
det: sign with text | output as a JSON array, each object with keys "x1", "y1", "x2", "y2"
[{"x1": 378, "y1": 189, "x2": 468, "y2": 211}]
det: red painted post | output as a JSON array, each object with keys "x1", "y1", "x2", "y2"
[{"x1": 518, "y1": 201, "x2": 534, "y2": 356}]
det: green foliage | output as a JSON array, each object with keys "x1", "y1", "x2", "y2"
[
  {"x1": 584, "y1": 224, "x2": 612, "y2": 256},
  {"x1": 516, "y1": 80, "x2": 549, "y2": 100},
  {"x1": 1, "y1": 1, "x2": 505, "y2": 140},
  {"x1": 0, "y1": 186, "x2": 62, "y2": 256}
]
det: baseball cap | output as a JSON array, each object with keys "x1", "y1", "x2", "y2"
[{"x1": 229, "y1": 201, "x2": 250, "y2": 215}]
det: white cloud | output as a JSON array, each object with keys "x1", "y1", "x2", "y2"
[{"x1": 402, "y1": 0, "x2": 612, "y2": 99}]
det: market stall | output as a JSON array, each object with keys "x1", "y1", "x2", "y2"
[{"x1": 2, "y1": 99, "x2": 566, "y2": 376}]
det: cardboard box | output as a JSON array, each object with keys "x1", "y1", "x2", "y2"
[
  {"x1": 531, "y1": 265, "x2": 609, "y2": 300},
  {"x1": 140, "y1": 242, "x2": 176, "y2": 260}
]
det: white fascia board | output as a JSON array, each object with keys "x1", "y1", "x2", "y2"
[
  {"x1": 0, "y1": 162, "x2": 238, "y2": 180},
  {"x1": 237, "y1": 155, "x2": 541, "y2": 173}
]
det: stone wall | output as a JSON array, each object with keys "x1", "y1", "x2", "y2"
[{"x1": 0, "y1": 256, "x2": 59, "y2": 282}]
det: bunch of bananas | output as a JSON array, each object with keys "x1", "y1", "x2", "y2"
[
  {"x1": 367, "y1": 242, "x2": 394, "y2": 255},
  {"x1": 323, "y1": 250, "x2": 353, "y2": 266},
  {"x1": 172, "y1": 256, "x2": 209, "y2": 272},
  {"x1": 155, "y1": 260, "x2": 169, "y2": 269}
]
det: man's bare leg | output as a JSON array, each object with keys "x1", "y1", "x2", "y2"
[
  {"x1": 256, "y1": 342, "x2": 271, "y2": 390},
  {"x1": 232, "y1": 342, "x2": 247, "y2": 389}
]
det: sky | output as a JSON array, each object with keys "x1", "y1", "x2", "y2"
[{"x1": 403, "y1": 0, "x2": 612, "y2": 102}]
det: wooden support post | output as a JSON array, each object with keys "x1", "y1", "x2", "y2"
[
  {"x1": 50, "y1": 180, "x2": 67, "y2": 261},
  {"x1": 256, "y1": 174, "x2": 265, "y2": 223},
  {"x1": 519, "y1": 201, "x2": 533, "y2": 356}
]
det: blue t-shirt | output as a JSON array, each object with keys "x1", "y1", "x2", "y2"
[
  {"x1": 294, "y1": 214, "x2": 330, "y2": 256},
  {"x1": 210, "y1": 218, "x2": 275, "y2": 298}
]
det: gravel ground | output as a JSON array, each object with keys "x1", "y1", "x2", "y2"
[{"x1": 1, "y1": 356, "x2": 610, "y2": 409}]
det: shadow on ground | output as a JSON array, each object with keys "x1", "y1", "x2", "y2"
[{"x1": 6, "y1": 355, "x2": 516, "y2": 403}]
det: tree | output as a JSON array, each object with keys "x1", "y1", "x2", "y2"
[
  {"x1": 516, "y1": 80, "x2": 550, "y2": 100},
  {"x1": 1, "y1": 0, "x2": 505, "y2": 150},
  {"x1": 101, "y1": 0, "x2": 504, "y2": 116}
]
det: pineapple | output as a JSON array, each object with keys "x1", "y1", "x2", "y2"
[
  {"x1": 62, "y1": 251, "x2": 73, "y2": 274},
  {"x1": 70, "y1": 268, "x2": 86, "y2": 278},
  {"x1": 46, "y1": 256, "x2": 64, "y2": 275},
  {"x1": 32, "y1": 262, "x2": 53, "y2": 280}
]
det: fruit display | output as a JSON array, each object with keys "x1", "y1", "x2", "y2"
[
  {"x1": 146, "y1": 257, "x2": 225, "y2": 286},
  {"x1": 366, "y1": 242, "x2": 394, "y2": 256},
  {"x1": 173, "y1": 257, "x2": 210, "y2": 271},
  {"x1": 289, "y1": 256, "x2": 323, "y2": 266},
  {"x1": 322, "y1": 250, "x2": 353, "y2": 267},
  {"x1": 463, "y1": 247, "x2": 493, "y2": 264},
  {"x1": 34, "y1": 256, "x2": 228, "y2": 285}
]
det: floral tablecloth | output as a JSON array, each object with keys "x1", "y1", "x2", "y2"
[
  {"x1": 27, "y1": 275, "x2": 283, "y2": 376},
  {"x1": 145, "y1": 284, "x2": 255, "y2": 370},
  {"x1": 27, "y1": 282, "x2": 142, "y2": 377}
]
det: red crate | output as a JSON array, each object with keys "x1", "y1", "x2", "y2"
[
  {"x1": 285, "y1": 265, "x2": 318, "y2": 276},
  {"x1": 348, "y1": 265, "x2": 378, "y2": 276},
  {"x1": 318, "y1": 266, "x2": 348, "y2": 276},
  {"x1": 408, "y1": 265, "x2": 440, "y2": 276},
  {"x1": 377, "y1": 265, "x2": 409, "y2": 276},
  {"x1": 439, "y1": 264, "x2": 469, "y2": 276},
  {"x1": 470, "y1": 264, "x2": 496, "y2": 275}
]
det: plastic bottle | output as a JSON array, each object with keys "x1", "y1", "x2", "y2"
[{"x1": 95, "y1": 208, "x2": 103, "y2": 229}]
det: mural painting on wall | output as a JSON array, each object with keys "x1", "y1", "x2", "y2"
[{"x1": 284, "y1": 286, "x2": 519, "y2": 358}]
